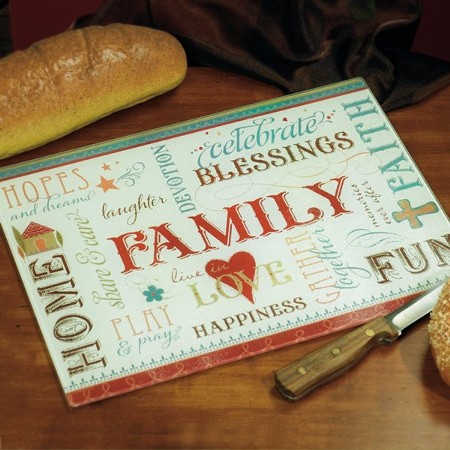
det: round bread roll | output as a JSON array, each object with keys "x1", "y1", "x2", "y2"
[
  {"x1": 0, "y1": 23, "x2": 187, "y2": 159},
  {"x1": 429, "y1": 279, "x2": 450, "y2": 386}
]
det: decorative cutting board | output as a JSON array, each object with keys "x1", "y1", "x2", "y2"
[{"x1": 1, "y1": 78, "x2": 449, "y2": 406}]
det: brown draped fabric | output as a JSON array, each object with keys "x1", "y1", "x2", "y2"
[{"x1": 76, "y1": 0, "x2": 450, "y2": 111}]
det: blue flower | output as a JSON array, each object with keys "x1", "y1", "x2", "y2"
[{"x1": 143, "y1": 285, "x2": 164, "y2": 302}]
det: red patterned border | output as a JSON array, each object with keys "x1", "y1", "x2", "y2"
[{"x1": 66, "y1": 293, "x2": 416, "y2": 407}]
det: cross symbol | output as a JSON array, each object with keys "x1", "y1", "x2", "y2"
[{"x1": 392, "y1": 199, "x2": 438, "y2": 228}]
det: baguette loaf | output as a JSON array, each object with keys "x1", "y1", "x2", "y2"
[
  {"x1": 429, "y1": 279, "x2": 450, "y2": 387},
  {"x1": 0, "y1": 24, "x2": 187, "y2": 159}
]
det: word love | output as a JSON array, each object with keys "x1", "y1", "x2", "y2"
[
  {"x1": 205, "y1": 251, "x2": 257, "y2": 303},
  {"x1": 108, "y1": 176, "x2": 352, "y2": 272},
  {"x1": 191, "y1": 255, "x2": 292, "y2": 306}
]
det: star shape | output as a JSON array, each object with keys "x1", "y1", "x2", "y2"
[
  {"x1": 96, "y1": 176, "x2": 119, "y2": 193},
  {"x1": 101, "y1": 163, "x2": 112, "y2": 171}
]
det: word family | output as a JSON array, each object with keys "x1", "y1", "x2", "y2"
[{"x1": 108, "y1": 176, "x2": 351, "y2": 272}]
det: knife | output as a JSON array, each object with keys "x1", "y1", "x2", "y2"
[{"x1": 274, "y1": 282, "x2": 444, "y2": 402}]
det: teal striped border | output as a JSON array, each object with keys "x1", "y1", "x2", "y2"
[{"x1": 0, "y1": 78, "x2": 367, "y2": 179}]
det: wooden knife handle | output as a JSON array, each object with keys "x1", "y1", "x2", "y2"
[{"x1": 274, "y1": 316, "x2": 400, "y2": 402}]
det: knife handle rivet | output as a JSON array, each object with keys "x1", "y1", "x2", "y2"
[
  {"x1": 297, "y1": 366, "x2": 307, "y2": 376},
  {"x1": 365, "y1": 328, "x2": 375, "y2": 337}
]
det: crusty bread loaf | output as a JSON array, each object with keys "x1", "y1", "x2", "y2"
[
  {"x1": 0, "y1": 24, "x2": 187, "y2": 159},
  {"x1": 429, "y1": 279, "x2": 450, "y2": 386}
]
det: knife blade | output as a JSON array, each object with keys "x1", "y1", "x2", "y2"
[{"x1": 274, "y1": 282, "x2": 445, "y2": 402}]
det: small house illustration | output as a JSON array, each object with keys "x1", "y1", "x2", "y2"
[{"x1": 14, "y1": 221, "x2": 63, "y2": 257}]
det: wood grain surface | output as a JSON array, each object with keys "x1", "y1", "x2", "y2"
[{"x1": 0, "y1": 68, "x2": 449, "y2": 450}]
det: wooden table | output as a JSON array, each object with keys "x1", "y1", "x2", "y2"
[{"x1": 1, "y1": 68, "x2": 449, "y2": 449}]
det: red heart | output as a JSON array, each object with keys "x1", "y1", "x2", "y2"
[{"x1": 205, "y1": 251, "x2": 256, "y2": 303}]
